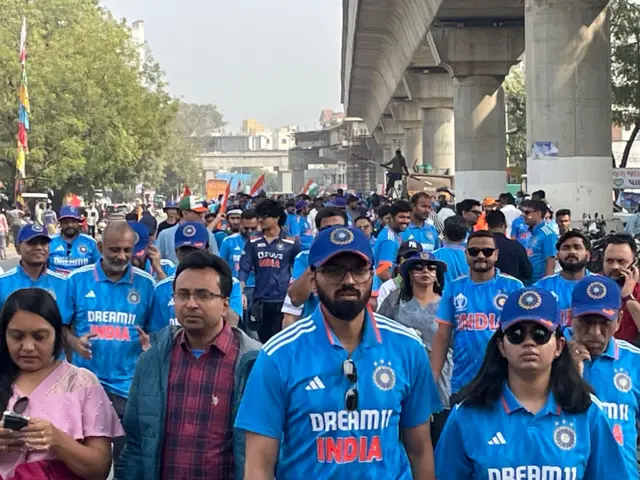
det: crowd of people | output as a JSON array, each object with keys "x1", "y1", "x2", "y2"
[{"x1": 0, "y1": 185, "x2": 638, "y2": 479}]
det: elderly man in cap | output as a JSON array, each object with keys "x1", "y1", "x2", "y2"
[
  {"x1": 568, "y1": 275, "x2": 640, "y2": 478},
  {"x1": 129, "y1": 221, "x2": 176, "y2": 281},
  {"x1": 236, "y1": 225, "x2": 441, "y2": 479},
  {"x1": 156, "y1": 194, "x2": 219, "y2": 264},
  {"x1": 48, "y1": 205, "x2": 101, "y2": 276}
]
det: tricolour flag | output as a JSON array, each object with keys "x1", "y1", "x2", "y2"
[
  {"x1": 305, "y1": 181, "x2": 319, "y2": 197},
  {"x1": 235, "y1": 178, "x2": 244, "y2": 194},
  {"x1": 15, "y1": 16, "x2": 29, "y2": 208},
  {"x1": 220, "y1": 181, "x2": 231, "y2": 213},
  {"x1": 249, "y1": 173, "x2": 265, "y2": 197}
]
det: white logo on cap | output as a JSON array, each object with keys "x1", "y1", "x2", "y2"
[
  {"x1": 587, "y1": 281, "x2": 607, "y2": 300},
  {"x1": 329, "y1": 228, "x2": 354, "y2": 246},
  {"x1": 31, "y1": 225, "x2": 44, "y2": 233},
  {"x1": 183, "y1": 225, "x2": 196, "y2": 237},
  {"x1": 518, "y1": 291, "x2": 542, "y2": 310},
  {"x1": 133, "y1": 232, "x2": 140, "y2": 244}
]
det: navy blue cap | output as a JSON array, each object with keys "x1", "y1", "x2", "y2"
[
  {"x1": 571, "y1": 276, "x2": 622, "y2": 322},
  {"x1": 163, "y1": 201, "x2": 178, "y2": 211},
  {"x1": 175, "y1": 222, "x2": 208, "y2": 249},
  {"x1": 328, "y1": 197, "x2": 347, "y2": 208},
  {"x1": 59, "y1": 205, "x2": 82, "y2": 220},
  {"x1": 128, "y1": 222, "x2": 150, "y2": 258},
  {"x1": 499, "y1": 287, "x2": 561, "y2": 331},
  {"x1": 18, "y1": 224, "x2": 50, "y2": 243},
  {"x1": 399, "y1": 251, "x2": 447, "y2": 279},
  {"x1": 308, "y1": 226, "x2": 373, "y2": 267}
]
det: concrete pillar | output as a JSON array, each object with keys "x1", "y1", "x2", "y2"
[
  {"x1": 525, "y1": 0, "x2": 611, "y2": 218},
  {"x1": 453, "y1": 75, "x2": 507, "y2": 200},
  {"x1": 422, "y1": 108, "x2": 454, "y2": 174},
  {"x1": 277, "y1": 170, "x2": 292, "y2": 193},
  {"x1": 292, "y1": 168, "x2": 305, "y2": 194},
  {"x1": 402, "y1": 128, "x2": 422, "y2": 170}
]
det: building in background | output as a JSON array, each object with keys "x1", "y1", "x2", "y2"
[
  {"x1": 243, "y1": 119, "x2": 265, "y2": 136},
  {"x1": 131, "y1": 20, "x2": 146, "y2": 67}
]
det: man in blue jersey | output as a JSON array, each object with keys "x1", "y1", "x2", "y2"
[
  {"x1": 431, "y1": 230, "x2": 524, "y2": 400},
  {"x1": 568, "y1": 276, "x2": 640, "y2": 478},
  {"x1": 432, "y1": 215, "x2": 470, "y2": 286},
  {"x1": 510, "y1": 205, "x2": 531, "y2": 246},
  {"x1": 535, "y1": 230, "x2": 591, "y2": 325},
  {"x1": 402, "y1": 192, "x2": 440, "y2": 253},
  {"x1": 48, "y1": 205, "x2": 100, "y2": 276},
  {"x1": 295, "y1": 200, "x2": 314, "y2": 250},
  {"x1": 0, "y1": 224, "x2": 71, "y2": 323},
  {"x1": 239, "y1": 199, "x2": 300, "y2": 342},
  {"x1": 284, "y1": 199, "x2": 301, "y2": 237},
  {"x1": 374, "y1": 200, "x2": 411, "y2": 282},
  {"x1": 522, "y1": 199, "x2": 558, "y2": 284},
  {"x1": 129, "y1": 221, "x2": 175, "y2": 281},
  {"x1": 63, "y1": 221, "x2": 155, "y2": 462},
  {"x1": 236, "y1": 225, "x2": 442, "y2": 480},
  {"x1": 151, "y1": 222, "x2": 242, "y2": 332}
]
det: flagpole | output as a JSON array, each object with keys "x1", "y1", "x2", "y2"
[{"x1": 15, "y1": 15, "x2": 29, "y2": 209}]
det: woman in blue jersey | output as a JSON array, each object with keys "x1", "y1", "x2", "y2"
[{"x1": 435, "y1": 287, "x2": 625, "y2": 479}]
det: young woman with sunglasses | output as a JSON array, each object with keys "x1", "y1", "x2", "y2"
[
  {"x1": 435, "y1": 287, "x2": 625, "y2": 479},
  {"x1": 0, "y1": 288, "x2": 123, "y2": 480}
]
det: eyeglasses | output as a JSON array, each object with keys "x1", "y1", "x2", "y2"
[
  {"x1": 316, "y1": 265, "x2": 372, "y2": 283},
  {"x1": 467, "y1": 247, "x2": 496, "y2": 257},
  {"x1": 522, "y1": 209, "x2": 536, "y2": 215},
  {"x1": 470, "y1": 209, "x2": 483, "y2": 216},
  {"x1": 343, "y1": 359, "x2": 358, "y2": 411},
  {"x1": 504, "y1": 324, "x2": 554, "y2": 346},
  {"x1": 174, "y1": 289, "x2": 226, "y2": 303},
  {"x1": 243, "y1": 226, "x2": 259, "y2": 232},
  {"x1": 412, "y1": 263, "x2": 437, "y2": 272},
  {"x1": 13, "y1": 397, "x2": 28, "y2": 414}
]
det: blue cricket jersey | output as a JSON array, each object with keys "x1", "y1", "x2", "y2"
[
  {"x1": 534, "y1": 272, "x2": 592, "y2": 326},
  {"x1": 238, "y1": 231, "x2": 300, "y2": 302},
  {"x1": 66, "y1": 262, "x2": 155, "y2": 398},
  {"x1": 510, "y1": 216, "x2": 531, "y2": 247},
  {"x1": 48, "y1": 233, "x2": 100, "y2": 276},
  {"x1": 432, "y1": 243, "x2": 469, "y2": 286},
  {"x1": 401, "y1": 222, "x2": 440, "y2": 252},
  {"x1": 142, "y1": 258, "x2": 176, "y2": 281},
  {"x1": 214, "y1": 230, "x2": 228, "y2": 249},
  {"x1": 149, "y1": 276, "x2": 242, "y2": 332},
  {"x1": 219, "y1": 233, "x2": 255, "y2": 287},
  {"x1": 435, "y1": 383, "x2": 625, "y2": 479},
  {"x1": 291, "y1": 251, "x2": 318, "y2": 318},
  {"x1": 0, "y1": 265, "x2": 72, "y2": 324},
  {"x1": 298, "y1": 215, "x2": 314, "y2": 250},
  {"x1": 373, "y1": 226, "x2": 403, "y2": 276},
  {"x1": 436, "y1": 270, "x2": 524, "y2": 393},
  {"x1": 527, "y1": 222, "x2": 559, "y2": 285},
  {"x1": 286, "y1": 213, "x2": 301, "y2": 237},
  {"x1": 235, "y1": 307, "x2": 442, "y2": 479}
]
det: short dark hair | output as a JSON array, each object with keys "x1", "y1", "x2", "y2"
[
  {"x1": 241, "y1": 209, "x2": 257, "y2": 221},
  {"x1": 521, "y1": 199, "x2": 547, "y2": 214},
  {"x1": 532, "y1": 190, "x2": 546, "y2": 199},
  {"x1": 556, "y1": 209, "x2": 571, "y2": 219},
  {"x1": 498, "y1": 193, "x2": 515, "y2": 205},
  {"x1": 315, "y1": 207, "x2": 348, "y2": 229},
  {"x1": 125, "y1": 212, "x2": 138, "y2": 221},
  {"x1": 378, "y1": 205, "x2": 392, "y2": 218},
  {"x1": 390, "y1": 200, "x2": 411, "y2": 216},
  {"x1": 467, "y1": 230, "x2": 496, "y2": 246},
  {"x1": 443, "y1": 215, "x2": 468, "y2": 243},
  {"x1": 410, "y1": 192, "x2": 429, "y2": 205},
  {"x1": 604, "y1": 233, "x2": 637, "y2": 256},
  {"x1": 285, "y1": 199, "x2": 295, "y2": 209},
  {"x1": 557, "y1": 230, "x2": 590, "y2": 251},
  {"x1": 173, "y1": 250, "x2": 233, "y2": 298},
  {"x1": 456, "y1": 199, "x2": 481, "y2": 215},
  {"x1": 354, "y1": 215, "x2": 372, "y2": 226},
  {"x1": 486, "y1": 210, "x2": 507, "y2": 229},
  {"x1": 255, "y1": 199, "x2": 286, "y2": 226}
]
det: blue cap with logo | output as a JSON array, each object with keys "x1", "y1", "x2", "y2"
[
  {"x1": 571, "y1": 276, "x2": 622, "y2": 322},
  {"x1": 499, "y1": 287, "x2": 561, "y2": 331},
  {"x1": 128, "y1": 222, "x2": 150, "y2": 258},
  {"x1": 327, "y1": 197, "x2": 347, "y2": 208},
  {"x1": 163, "y1": 201, "x2": 178, "y2": 211},
  {"x1": 17, "y1": 223, "x2": 50, "y2": 243},
  {"x1": 295, "y1": 200, "x2": 308, "y2": 211},
  {"x1": 59, "y1": 205, "x2": 82, "y2": 221},
  {"x1": 175, "y1": 222, "x2": 208, "y2": 249},
  {"x1": 308, "y1": 225, "x2": 373, "y2": 267},
  {"x1": 399, "y1": 251, "x2": 447, "y2": 278}
]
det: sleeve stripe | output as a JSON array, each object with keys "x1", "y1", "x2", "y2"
[
  {"x1": 375, "y1": 316, "x2": 423, "y2": 341},
  {"x1": 377, "y1": 324, "x2": 423, "y2": 345},
  {"x1": 262, "y1": 318, "x2": 314, "y2": 350},
  {"x1": 264, "y1": 325, "x2": 317, "y2": 356},
  {"x1": 376, "y1": 261, "x2": 393, "y2": 276}
]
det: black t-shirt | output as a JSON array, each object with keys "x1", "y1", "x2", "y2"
[{"x1": 157, "y1": 220, "x2": 178, "y2": 236}]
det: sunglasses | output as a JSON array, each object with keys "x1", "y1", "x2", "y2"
[
  {"x1": 412, "y1": 263, "x2": 437, "y2": 272},
  {"x1": 343, "y1": 359, "x2": 358, "y2": 412},
  {"x1": 467, "y1": 247, "x2": 496, "y2": 257},
  {"x1": 504, "y1": 324, "x2": 554, "y2": 346}
]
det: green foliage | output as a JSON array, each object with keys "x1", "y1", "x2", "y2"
[
  {"x1": 504, "y1": 64, "x2": 526, "y2": 166},
  {"x1": 176, "y1": 102, "x2": 226, "y2": 137}
]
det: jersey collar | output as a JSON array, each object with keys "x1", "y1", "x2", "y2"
[
  {"x1": 94, "y1": 261, "x2": 134, "y2": 284},
  {"x1": 314, "y1": 305, "x2": 382, "y2": 349},
  {"x1": 531, "y1": 221, "x2": 546, "y2": 235},
  {"x1": 16, "y1": 263, "x2": 47, "y2": 281},
  {"x1": 500, "y1": 381, "x2": 561, "y2": 416},
  {"x1": 602, "y1": 338, "x2": 619, "y2": 360}
]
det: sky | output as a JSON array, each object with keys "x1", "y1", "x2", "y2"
[{"x1": 100, "y1": 0, "x2": 343, "y2": 132}]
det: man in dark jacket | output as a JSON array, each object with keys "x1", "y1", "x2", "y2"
[
  {"x1": 116, "y1": 250, "x2": 261, "y2": 480},
  {"x1": 487, "y1": 210, "x2": 532, "y2": 283}
]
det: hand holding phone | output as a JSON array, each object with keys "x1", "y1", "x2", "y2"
[{"x1": 1, "y1": 411, "x2": 29, "y2": 431}]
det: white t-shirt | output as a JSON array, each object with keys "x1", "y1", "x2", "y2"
[
  {"x1": 376, "y1": 278, "x2": 399, "y2": 311},
  {"x1": 500, "y1": 204, "x2": 522, "y2": 238},
  {"x1": 86, "y1": 208, "x2": 99, "y2": 226}
]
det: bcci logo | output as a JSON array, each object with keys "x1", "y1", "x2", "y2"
[
  {"x1": 454, "y1": 293, "x2": 468, "y2": 312},
  {"x1": 493, "y1": 293, "x2": 508, "y2": 310},
  {"x1": 614, "y1": 369, "x2": 632, "y2": 393},
  {"x1": 183, "y1": 225, "x2": 196, "y2": 237},
  {"x1": 78, "y1": 245, "x2": 88, "y2": 254},
  {"x1": 518, "y1": 291, "x2": 542, "y2": 310},
  {"x1": 128, "y1": 290, "x2": 140, "y2": 305},
  {"x1": 372, "y1": 360, "x2": 395, "y2": 391},
  {"x1": 587, "y1": 282, "x2": 607, "y2": 300},
  {"x1": 553, "y1": 423, "x2": 576, "y2": 451},
  {"x1": 276, "y1": 242, "x2": 284, "y2": 251},
  {"x1": 330, "y1": 228, "x2": 354, "y2": 246},
  {"x1": 32, "y1": 224, "x2": 44, "y2": 233},
  {"x1": 133, "y1": 232, "x2": 140, "y2": 244}
]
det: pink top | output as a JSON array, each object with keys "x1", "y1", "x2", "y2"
[{"x1": 0, "y1": 362, "x2": 125, "y2": 480}]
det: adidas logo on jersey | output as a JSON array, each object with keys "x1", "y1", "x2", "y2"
[
  {"x1": 55, "y1": 245, "x2": 65, "y2": 252},
  {"x1": 305, "y1": 376, "x2": 325, "y2": 391},
  {"x1": 168, "y1": 298, "x2": 175, "y2": 307},
  {"x1": 85, "y1": 290, "x2": 96, "y2": 298},
  {"x1": 488, "y1": 432, "x2": 507, "y2": 445}
]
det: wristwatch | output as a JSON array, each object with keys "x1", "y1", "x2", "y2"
[{"x1": 623, "y1": 294, "x2": 636, "y2": 303}]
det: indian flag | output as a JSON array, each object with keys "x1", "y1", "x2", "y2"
[{"x1": 304, "y1": 181, "x2": 319, "y2": 197}]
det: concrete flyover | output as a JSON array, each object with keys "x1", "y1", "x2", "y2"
[{"x1": 342, "y1": 0, "x2": 612, "y2": 218}]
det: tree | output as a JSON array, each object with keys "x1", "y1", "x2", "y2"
[
  {"x1": 0, "y1": 0, "x2": 181, "y2": 202},
  {"x1": 504, "y1": 63, "x2": 526, "y2": 167},
  {"x1": 611, "y1": 0, "x2": 640, "y2": 168},
  {"x1": 175, "y1": 102, "x2": 226, "y2": 137}
]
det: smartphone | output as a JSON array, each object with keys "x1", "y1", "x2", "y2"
[{"x1": 2, "y1": 411, "x2": 29, "y2": 431}]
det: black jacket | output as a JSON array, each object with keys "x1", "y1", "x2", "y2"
[{"x1": 492, "y1": 232, "x2": 533, "y2": 282}]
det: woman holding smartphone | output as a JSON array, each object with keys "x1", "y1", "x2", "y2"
[
  {"x1": 435, "y1": 287, "x2": 624, "y2": 479},
  {"x1": 0, "y1": 288, "x2": 123, "y2": 480}
]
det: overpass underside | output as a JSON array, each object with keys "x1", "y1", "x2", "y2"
[{"x1": 343, "y1": 0, "x2": 612, "y2": 218}]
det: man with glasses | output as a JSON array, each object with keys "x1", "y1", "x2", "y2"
[
  {"x1": 431, "y1": 230, "x2": 524, "y2": 403},
  {"x1": 117, "y1": 250, "x2": 261, "y2": 480},
  {"x1": 151, "y1": 222, "x2": 242, "y2": 332},
  {"x1": 354, "y1": 215, "x2": 375, "y2": 247},
  {"x1": 521, "y1": 199, "x2": 558, "y2": 285},
  {"x1": 236, "y1": 226, "x2": 442, "y2": 480},
  {"x1": 48, "y1": 205, "x2": 100, "y2": 276},
  {"x1": 456, "y1": 199, "x2": 483, "y2": 231},
  {"x1": 402, "y1": 192, "x2": 440, "y2": 253}
]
